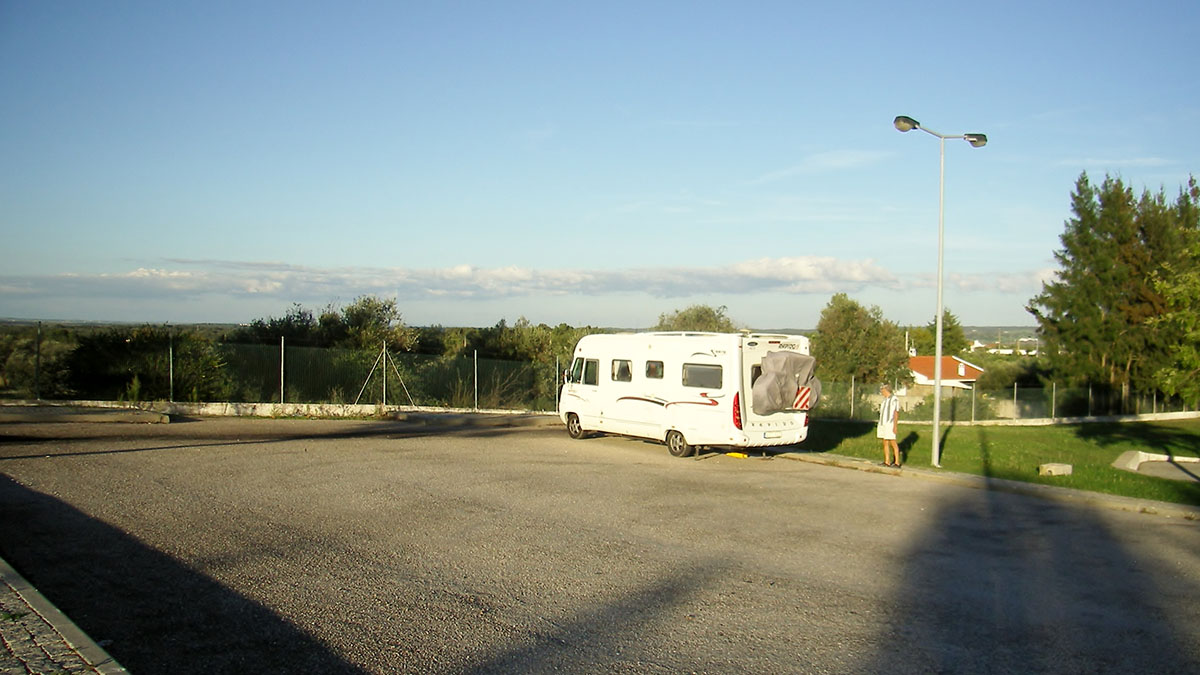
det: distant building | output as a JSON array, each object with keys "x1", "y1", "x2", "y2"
[{"x1": 969, "y1": 337, "x2": 1038, "y2": 356}]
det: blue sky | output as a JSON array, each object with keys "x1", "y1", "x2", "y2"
[{"x1": 2, "y1": 1, "x2": 1197, "y2": 329}]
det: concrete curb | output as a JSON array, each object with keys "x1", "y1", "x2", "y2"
[
  {"x1": 773, "y1": 450, "x2": 1200, "y2": 522},
  {"x1": 1112, "y1": 449, "x2": 1200, "y2": 472},
  {"x1": 0, "y1": 554, "x2": 126, "y2": 674}
]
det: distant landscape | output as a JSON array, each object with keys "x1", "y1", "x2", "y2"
[{"x1": 1, "y1": 317, "x2": 1038, "y2": 341}]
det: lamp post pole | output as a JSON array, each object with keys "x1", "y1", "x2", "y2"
[{"x1": 894, "y1": 115, "x2": 987, "y2": 468}]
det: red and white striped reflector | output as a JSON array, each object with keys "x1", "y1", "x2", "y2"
[{"x1": 793, "y1": 387, "x2": 812, "y2": 410}]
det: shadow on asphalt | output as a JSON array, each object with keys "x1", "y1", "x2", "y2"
[
  {"x1": 465, "y1": 563, "x2": 719, "y2": 673},
  {"x1": 800, "y1": 419, "x2": 874, "y2": 453},
  {"x1": 0, "y1": 475, "x2": 368, "y2": 675},
  {"x1": 854, "y1": 428, "x2": 1200, "y2": 672}
]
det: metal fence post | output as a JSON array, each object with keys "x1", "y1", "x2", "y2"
[
  {"x1": 971, "y1": 385, "x2": 976, "y2": 423},
  {"x1": 280, "y1": 336, "x2": 285, "y2": 404},
  {"x1": 34, "y1": 321, "x2": 42, "y2": 401},
  {"x1": 850, "y1": 375, "x2": 855, "y2": 420},
  {"x1": 1013, "y1": 382, "x2": 1018, "y2": 419},
  {"x1": 474, "y1": 350, "x2": 479, "y2": 411},
  {"x1": 169, "y1": 330, "x2": 174, "y2": 403},
  {"x1": 1051, "y1": 381, "x2": 1056, "y2": 419}
]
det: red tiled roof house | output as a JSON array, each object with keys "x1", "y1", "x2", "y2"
[{"x1": 906, "y1": 356, "x2": 985, "y2": 396}]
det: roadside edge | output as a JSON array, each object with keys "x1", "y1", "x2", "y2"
[{"x1": 0, "y1": 554, "x2": 127, "y2": 674}]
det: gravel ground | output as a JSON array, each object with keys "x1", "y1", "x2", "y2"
[{"x1": 1, "y1": 418, "x2": 1198, "y2": 674}]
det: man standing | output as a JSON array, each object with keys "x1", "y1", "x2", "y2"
[{"x1": 877, "y1": 384, "x2": 901, "y2": 467}]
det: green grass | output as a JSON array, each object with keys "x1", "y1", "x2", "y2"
[{"x1": 806, "y1": 418, "x2": 1200, "y2": 507}]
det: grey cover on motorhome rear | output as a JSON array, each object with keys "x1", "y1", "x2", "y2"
[{"x1": 751, "y1": 351, "x2": 821, "y2": 415}]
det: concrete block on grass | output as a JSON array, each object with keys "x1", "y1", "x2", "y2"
[{"x1": 1038, "y1": 463, "x2": 1073, "y2": 477}]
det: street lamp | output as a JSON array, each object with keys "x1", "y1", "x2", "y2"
[{"x1": 894, "y1": 115, "x2": 987, "y2": 467}]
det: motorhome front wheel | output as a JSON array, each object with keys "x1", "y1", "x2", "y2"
[{"x1": 566, "y1": 413, "x2": 585, "y2": 439}]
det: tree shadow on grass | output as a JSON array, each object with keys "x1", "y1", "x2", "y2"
[
  {"x1": 1074, "y1": 420, "x2": 1200, "y2": 458},
  {"x1": 1073, "y1": 421, "x2": 1200, "y2": 504},
  {"x1": 0, "y1": 475, "x2": 367, "y2": 675}
]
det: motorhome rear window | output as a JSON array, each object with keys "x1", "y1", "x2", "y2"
[
  {"x1": 682, "y1": 363, "x2": 722, "y2": 389},
  {"x1": 583, "y1": 359, "x2": 599, "y2": 385},
  {"x1": 645, "y1": 360, "x2": 664, "y2": 379},
  {"x1": 612, "y1": 359, "x2": 632, "y2": 382}
]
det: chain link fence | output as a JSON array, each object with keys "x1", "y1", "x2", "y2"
[
  {"x1": 827, "y1": 376, "x2": 1198, "y2": 423},
  {"x1": 2, "y1": 325, "x2": 1195, "y2": 419},
  {"x1": 1, "y1": 330, "x2": 563, "y2": 412}
]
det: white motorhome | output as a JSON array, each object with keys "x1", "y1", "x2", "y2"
[{"x1": 558, "y1": 332, "x2": 820, "y2": 457}]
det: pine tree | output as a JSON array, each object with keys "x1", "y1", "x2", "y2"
[
  {"x1": 1029, "y1": 173, "x2": 1194, "y2": 398},
  {"x1": 909, "y1": 309, "x2": 968, "y2": 356}
]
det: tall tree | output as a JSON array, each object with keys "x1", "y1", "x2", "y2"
[
  {"x1": 812, "y1": 293, "x2": 909, "y2": 385},
  {"x1": 908, "y1": 309, "x2": 968, "y2": 356},
  {"x1": 653, "y1": 304, "x2": 738, "y2": 332},
  {"x1": 1150, "y1": 177, "x2": 1200, "y2": 402},
  {"x1": 1029, "y1": 173, "x2": 1192, "y2": 395}
]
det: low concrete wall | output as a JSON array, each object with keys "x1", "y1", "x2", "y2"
[
  {"x1": 4, "y1": 399, "x2": 1196, "y2": 427},
  {"x1": 1, "y1": 399, "x2": 557, "y2": 422}
]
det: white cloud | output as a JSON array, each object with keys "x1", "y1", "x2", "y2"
[
  {"x1": 0, "y1": 257, "x2": 1049, "y2": 323},
  {"x1": 943, "y1": 269, "x2": 1052, "y2": 294}
]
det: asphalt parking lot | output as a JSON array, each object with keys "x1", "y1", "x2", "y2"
[{"x1": 1, "y1": 417, "x2": 1198, "y2": 674}]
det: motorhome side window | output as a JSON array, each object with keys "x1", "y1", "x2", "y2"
[
  {"x1": 583, "y1": 359, "x2": 599, "y2": 385},
  {"x1": 612, "y1": 359, "x2": 632, "y2": 382},
  {"x1": 645, "y1": 360, "x2": 664, "y2": 379},
  {"x1": 682, "y1": 363, "x2": 722, "y2": 388},
  {"x1": 569, "y1": 358, "x2": 584, "y2": 383}
]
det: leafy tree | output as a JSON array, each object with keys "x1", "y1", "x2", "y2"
[
  {"x1": 970, "y1": 352, "x2": 1049, "y2": 390},
  {"x1": 472, "y1": 318, "x2": 550, "y2": 361},
  {"x1": 1150, "y1": 177, "x2": 1200, "y2": 402},
  {"x1": 908, "y1": 309, "x2": 968, "y2": 356},
  {"x1": 233, "y1": 296, "x2": 417, "y2": 351},
  {"x1": 414, "y1": 325, "x2": 467, "y2": 356},
  {"x1": 811, "y1": 293, "x2": 909, "y2": 385},
  {"x1": 653, "y1": 304, "x2": 738, "y2": 332},
  {"x1": 339, "y1": 296, "x2": 417, "y2": 351},
  {"x1": 1028, "y1": 173, "x2": 1193, "y2": 396},
  {"x1": 65, "y1": 325, "x2": 232, "y2": 401},
  {"x1": 230, "y1": 303, "x2": 318, "y2": 345},
  {"x1": 0, "y1": 324, "x2": 76, "y2": 398}
]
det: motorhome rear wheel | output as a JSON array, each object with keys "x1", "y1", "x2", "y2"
[{"x1": 666, "y1": 430, "x2": 694, "y2": 458}]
